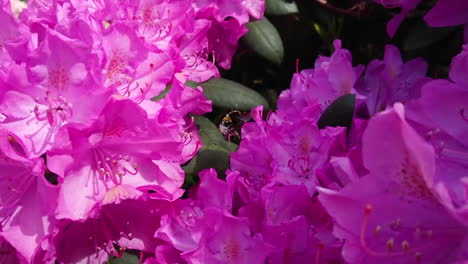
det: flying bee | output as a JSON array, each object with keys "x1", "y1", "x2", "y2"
[{"x1": 218, "y1": 110, "x2": 251, "y2": 143}]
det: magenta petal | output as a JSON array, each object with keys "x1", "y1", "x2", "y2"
[
  {"x1": 196, "y1": 169, "x2": 233, "y2": 211},
  {"x1": 55, "y1": 165, "x2": 107, "y2": 220},
  {"x1": 181, "y1": 208, "x2": 273, "y2": 264},
  {"x1": 319, "y1": 105, "x2": 468, "y2": 263},
  {"x1": 1, "y1": 175, "x2": 58, "y2": 264},
  {"x1": 154, "y1": 245, "x2": 187, "y2": 264},
  {"x1": 386, "y1": 11, "x2": 407, "y2": 38},
  {"x1": 54, "y1": 199, "x2": 166, "y2": 263},
  {"x1": 449, "y1": 46, "x2": 468, "y2": 86},
  {"x1": 424, "y1": 0, "x2": 468, "y2": 27}
]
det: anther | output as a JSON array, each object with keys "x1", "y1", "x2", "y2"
[
  {"x1": 415, "y1": 252, "x2": 422, "y2": 263},
  {"x1": 427, "y1": 230, "x2": 433, "y2": 239},
  {"x1": 364, "y1": 204, "x2": 372, "y2": 215},
  {"x1": 401, "y1": 240, "x2": 410, "y2": 253},
  {"x1": 374, "y1": 225, "x2": 381, "y2": 235},
  {"x1": 315, "y1": 241, "x2": 324, "y2": 264},
  {"x1": 386, "y1": 238, "x2": 394, "y2": 252}
]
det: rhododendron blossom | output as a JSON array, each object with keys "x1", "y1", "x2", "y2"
[
  {"x1": 0, "y1": 0, "x2": 264, "y2": 262},
  {"x1": 1, "y1": 0, "x2": 467, "y2": 263}
]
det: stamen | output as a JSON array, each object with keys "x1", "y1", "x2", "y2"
[
  {"x1": 374, "y1": 225, "x2": 381, "y2": 236},
  {"x1": 311, "y1": 220, "x2": 332, "y2": 235},
  {"x1": 138, "y1": 251, "x2": 144, "y2": 264},
  {"x1": 415, "y1": 252, "x2": 422, "y2": 263},
  {"x1": 296, "y1": 58, "x2": 305, "y2": 80},
  {"x1": 211, "y1": 50, "x2": 216, "y2": 65},
  {"x1": 288, "y1": 157, "x2": 312, "y2": 178},
  {"x1": 401, "y1": 240, "x2": 410, "y2": 253},
  {"x1": 315, "y1": 241, "x2": 324, "y2": 264},
  {"x1": 296, "y1": 58, "x2": 300, "y2": 74},
  {"x1": 243, "y1": 173, "x2": 267, "y2": 191},
  {"x1": 34, "y1": 105, "x2": 47, "y2": 121},
  {"x1": 26, "y1": 121, "x2": 55, "y2": 155},
  {"x1": 93, "y1": 149, "x2": 139, "y2": 185},
  {"x1": 359, "y1": 205, "x2": 449, "y2": 258},
  {"x1": 386, "y1": 238, "x2": 394, "y2": 252},
  {"x1": 439, "y1": 147, "x2": 468, "y2": 164},
  {"x1": 112, "y1": 246, "x2": 125, "y2": 258}
]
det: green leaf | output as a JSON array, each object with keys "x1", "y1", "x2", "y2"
[
  {"x1": 317, "y1": 94, "x2": 356, "y2": 130},
  {"x1": 150, "y1": 84, "x2": 172, "y2": 101},
  {"x1": 199, "y1": 78, "x2": 270, "y2": 111},
  {"x1": 243, "y1": 17, "x2": 284, "y2": 65},
  {"x1": 265, "y1": 0, "x2": 298, "y2": 15},
  {"x1": 183, "y1": 148, "x2": 232, "y2": 178},
  {"x1": 108, "y1": 253, "x2": 138, "y2": 264},
  {"x1": 182, "y1": 116, "x2": 237, "y2": 177},
  {"x1": 404, "y1": 21, "x2": 455, "y2": 51}
]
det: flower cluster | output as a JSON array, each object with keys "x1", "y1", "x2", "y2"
[
  {"x1": 1, "y1": 0, "x2": 467, "y2": 263},
  {"x1": 217, "y1": 40, "x2": 467, "y2": 263},
  {"x1": 0, "y1": 0, "x2": 264, "y2": 263}
]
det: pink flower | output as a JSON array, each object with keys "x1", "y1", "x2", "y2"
[
  {"x1": 156, "y1": 169, "x2": 234, "y2": 253},
  {"x1": 230, "y1": 106, "x2": 346, "y2": 200},
  {"x1": 194, "y1": 8, "x2": 248, "y2": 69},
  {"x1": 0, "y1": 130, "x2": 58, "y2": 263},
  {"x1": 0, "y1": 29, "x2": 109, "y2": 157},
  {"x1": 156, "y1": 199, "x2": 205, "y2": 253},
  {"x1": 192, "y1": 0, "x2": 264, "y2": 25},
  {"x1": 356, "y1": 44, "x2": 430, "y2": 115},
  {"x1": 47, "y1": 99, "x2": 185, "y2": 220},
  {"x1": 52, "y1": 199, "x2": 167, "y2": 264},
  {"x1": 173, "y1": 19, "x2": 220, "y2": 83},
  {"x1": 101, "y1": 23, "x2": 172, "y2": 101},
  {"x1": 319, "y1": 104, "x2": 468, "y2": 263},
  {"x1": 181, "y1": 208, "x2": 272, "y2": 264},
  {"x1": 0, "y1": 7, "x2": 31, "y2": 62},
  {"x1": 280, "y1": 40, "x2": 364, "y2": 118}
]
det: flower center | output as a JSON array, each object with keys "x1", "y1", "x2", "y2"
[
  {"x1": 93, "y1": 149, "x2": 138, "y2": 186},
  {"x1": 223, "y1": 238, "x2": 240, "y2": 260},
  {"x1": 106, "y1": 49, "x2": 127, "y2": 81},
  {"x1": 49, "y1": 64, "x2": 70, "y2": 91}
]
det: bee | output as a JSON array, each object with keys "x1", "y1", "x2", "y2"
[{"x1": 218, "y1": 110, "x2": 251, "y2": 143}]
